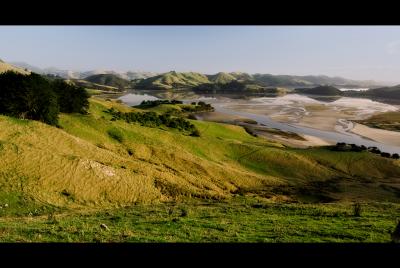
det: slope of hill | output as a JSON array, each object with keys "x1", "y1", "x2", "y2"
[
  {"x1": 1, "y1": 97, "x2": 400, "y2": 242},
  {"x1": 295, "y1": 86, "x2": 343, "y2": 96},
  {"x1": 84, "y1": 74, "x2": 131, "y2": 89},
  {"x1": 0, "y1": 97, "x2": 400, "y2": 211},
  {"x1": 134, "y1": 71, "x2": 210, "y2": 90},
  {"x1": 207, "y1": 72, "x2": 236, "y2": 84},
  {"x1": 0, "y1": 60, "x2": 30, "y2": 75},
  {"x1": 229, "y1": 72, "x2": 253, "y2": 81}
]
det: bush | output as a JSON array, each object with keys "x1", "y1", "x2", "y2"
[
  {"x1": 392, "y1": 153, "x2": 400, "y2": 159},
  {"x1": 190, "y1": 129, "x2": 201, "y2": 137},
  {"x1": 187, "y1": 114, "x2": 197, "y2": 120},
  {"x1": 107, "y1": 128, "x2": 124, "y2": 143},
  {"x1": 107, "y1": 108, "x2": 200, "y2": 136}
]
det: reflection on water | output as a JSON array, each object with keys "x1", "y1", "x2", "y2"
[{"x1": 118, "y1": 93, "x2": 159, "y2": 106}]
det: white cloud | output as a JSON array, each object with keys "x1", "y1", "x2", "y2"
[{"x1": 386, "y1": 40, "x2": 400, "y2": 55}]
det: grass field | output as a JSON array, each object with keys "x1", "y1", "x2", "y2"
[
  {"x1": 1, "y1": 97, "x2": 400, "y2": 242},
  {"x1": 0, "y1": 196, "x2": 398, "y2": 242}
]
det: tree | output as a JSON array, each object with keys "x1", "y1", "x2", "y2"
[
  {"x1": 52, "y1": 79, "x2": 89, "y2": 113},
  {"x1": 0, "y1": 71, "x2": 59, "y2": 125}
]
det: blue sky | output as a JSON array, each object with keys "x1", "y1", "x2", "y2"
[{"x1": 1, "y1": 26, "x2": 400, "y2": 82}]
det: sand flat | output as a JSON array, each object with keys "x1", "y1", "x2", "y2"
[{"x1": 351, "y1": 123, "x2": 400, "y2": 146}]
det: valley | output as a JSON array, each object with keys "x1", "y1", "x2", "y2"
[{"x1": 1, "y1": 60, "x2": 400, "y2": 242}]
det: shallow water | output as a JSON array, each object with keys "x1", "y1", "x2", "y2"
[
  {"x1": 118, "y1": 93, "x2": 159, "y2": 106},
  {"x1": 119, "y1": 92, "x2": 400, "y2": 154}
]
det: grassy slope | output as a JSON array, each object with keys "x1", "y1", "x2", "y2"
[
  {"x1": 135, "y1": 71, "x2": 210, "y2": 89},
  {"x1": 355, "y1": 111, "x2": 400, "y2": 132},
  {"x1": 207, "y1": 72, "x2": 236, "y2": 84},
  {"x1": 0, "y1": 97, "x2": 399, "y2": 211},
  {"x1": 0, "y1": 197, "x2": 398, "y2": 242}
]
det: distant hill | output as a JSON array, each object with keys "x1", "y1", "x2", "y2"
[
  {"x1": 253, "y1": 74, "x2": 313, "y2": 87},
  {"x1": 352, "y1": 85, "x2": 400, "y2": 100},
  {"x1": 134, "y1": 70, "x2": 381, "y2": 91},
  {"x1": 6, "y1": 61, "x2": 385, "y2": 90},
  {"x1": 10, "y1": 62, "x2": 158, "y2": 80},
  {"x1": 229, "y1": 72, "x2": 253, "y2": 81},
  {"x1": 252, "y1": 74, "x2": 381, "y2": 88},
  {"x1": 0, "y1": 60, "x2": 30, "y2": 75},
  {"x1": 207, "y1": 72, "x2": 236, "y2": 84},
  {"x1": 134, "y1": 71, "x2": 210, "y2": 90},
  {"x1": 84, "y1": 74, "x2": 131, "y2": 89},
  {"x1": 295, "y1": 85, "x2": 343, "y2": 96}
]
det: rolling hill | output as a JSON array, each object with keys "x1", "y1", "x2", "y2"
[
  {"x1": 134, "y1": 71, "x2": 382, "y2": 91},
  {"x1": 1, "y1": 96, "x2": 400, "y2": 242},
  {"x1": 207, "y1": 72, "x2": 236, "y2": 84},
  {"x1": 84, "y1": 74, "x2": 131, "y2": 89},
  {"x1": 134, "y1": 71, "x2": 211, "y2": 90},
  {"x1": 1, "y1": 96, "x2": 400, "y2": 210}
]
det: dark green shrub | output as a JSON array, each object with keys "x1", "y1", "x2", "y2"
[
  {"x1": 107, "y1": 128, "x2": 124, "y2": 143},
  {"x1": 187, "y1": 114, "x2": 197, "y2": 120},
  {"x1": 190, "y1": 129, "x2": 201, "y2": 137}
]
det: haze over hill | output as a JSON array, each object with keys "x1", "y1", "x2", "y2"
[
  {"x1": 10, "y1": 62, "x2": 158, "y2": 81},
  {"x1": 0, "y1": 60, "x2": 30, "y2": 75}
]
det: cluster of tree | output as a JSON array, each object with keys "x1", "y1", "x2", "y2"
[
  {"x1": 183, "y1": 101, "x2": 214, "y2": 112},
  {"x1": 331, "y1": 142, "x2": 400, "y2": 159},
  {"x1": 0, "y1": 71, "x2": 89, "y2": 125},
  {"x1": 136, "y1": 99, "x2": 183, "y2": 108},
  {"x1": 105, "y1": 108, "x2": 200, "y2": 136}
]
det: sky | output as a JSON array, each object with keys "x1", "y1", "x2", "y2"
[{"x1": 1, "y1": 26, "x2": 400, "y2": 83}]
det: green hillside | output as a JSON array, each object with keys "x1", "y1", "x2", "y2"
[
  {"x1": 1, "y1": 97, "x2": 400, "y2": 208},
  {"x1": 1, "y1": 97, "x2": 400, "y2": 241},
  {"x1": 134, "y1": 71, "x2": 210, "y2": 90},
  {"x1": 229, "y1": 72, "x2": 253, "y2": 81},
  {"x1": 207, "y1": 72, "x2": 236, "y2": 84},
  {"x1": 84, "y1": 74, "x2": 131, "y2": 89}
]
